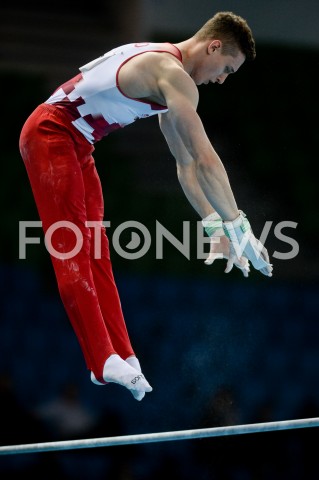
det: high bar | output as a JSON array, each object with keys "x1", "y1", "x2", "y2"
[{"x1": 0, "y1": 417, "x2": 318, "y2": 456}]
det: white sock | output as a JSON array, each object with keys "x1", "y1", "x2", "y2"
[
  {"x1": 90, "y1": 371, "x2": 105, "y2": 386},
  {"x1": 92, "y1": 354, "x2": 152, "y2": 401},
  {"x1": 91, "y1": 355, "x2": 142, "y2": 385},
  {"x1": 125, "y1": 355, "x2": 141, "y2": 372},
  {"x1": 125, "y1": 356, "x2": 145, "y2": 400}
]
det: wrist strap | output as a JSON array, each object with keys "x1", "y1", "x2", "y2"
[{"x1": 202, "y1": 212, "x2": 223, "y2": 237}]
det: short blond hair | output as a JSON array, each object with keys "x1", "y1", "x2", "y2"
[{"x1": 195, "y1": 11, "x2": 256, "y2": 61}]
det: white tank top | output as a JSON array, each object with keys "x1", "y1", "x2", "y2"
[{"x1": 45, "y1": 42, "x2": 182, "y2": 144}]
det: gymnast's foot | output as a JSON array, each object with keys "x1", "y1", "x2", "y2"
[
  {"x1": 125, "y1": 355, "x2": 146, "y2": 401},
  {"x1": 91, "y1": 354, "x2": 152, "y2": 401}
]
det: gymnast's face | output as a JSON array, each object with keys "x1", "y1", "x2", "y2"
[{"x1": 191, "y1": 40, "x2": 245, "y2": 86}]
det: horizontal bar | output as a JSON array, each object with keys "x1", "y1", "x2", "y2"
[{"x1": 0, "y1": 417, "x2": 318, "y2": 456}]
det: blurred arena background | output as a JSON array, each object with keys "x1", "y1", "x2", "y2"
[{"x1": 0, "y1": 1, "x2": 318, "y2": 478}]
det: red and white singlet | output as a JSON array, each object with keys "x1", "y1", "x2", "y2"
[{"x1": 45, "y1": 42, "x2": 182, "y2": 144}]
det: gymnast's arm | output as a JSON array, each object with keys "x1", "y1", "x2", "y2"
[{"x1": 158, "y1": 65, "x2": 240, "y2": 222}]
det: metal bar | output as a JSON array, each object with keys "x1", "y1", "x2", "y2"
[{"x1": 0, "y1": 417, "x2": 318, "y2": 455}]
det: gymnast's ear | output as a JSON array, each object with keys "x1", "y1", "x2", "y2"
[{"x1": 207, "y1": 40, "x2": 222, "y2": 54}]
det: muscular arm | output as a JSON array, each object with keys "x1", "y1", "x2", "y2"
[
  {"x1": 158, "y1": 65, "x2": 239, "y2": 221},
  {"x1": 118, "y1": 51, "x2": 271, "y2": 276}
]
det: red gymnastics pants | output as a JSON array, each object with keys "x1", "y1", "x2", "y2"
[{"x1": 19, "y1": 103, "x2": 135, "y2": 383}]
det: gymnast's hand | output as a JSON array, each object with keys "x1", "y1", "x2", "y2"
[
  {"x1": 223, "y1": 211, "x2": 273, "y2": 277},
  {"x1": 202, "y1": 212, "x2": 250, "y2": 278}
]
